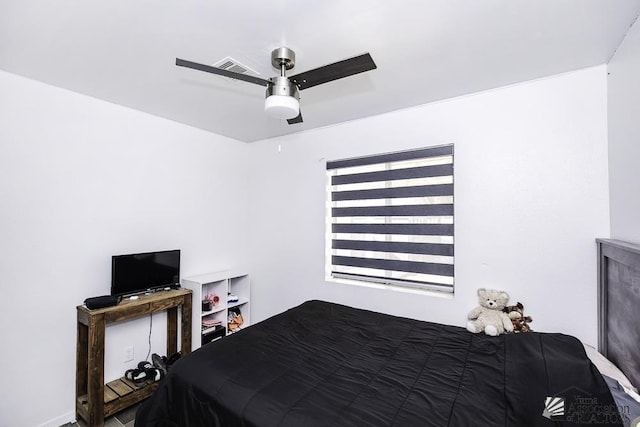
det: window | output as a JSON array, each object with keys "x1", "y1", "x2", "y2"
[{"x1": 326, "y1": 145, "x2": 454, "y2": 293}]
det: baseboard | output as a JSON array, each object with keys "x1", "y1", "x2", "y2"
[{"x1": 36, "y1": 410, "x2": 75, "y2": 427}]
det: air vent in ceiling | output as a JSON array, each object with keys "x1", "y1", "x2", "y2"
[{"x1": 211, "y1": 56, "x2": 260, "y2": 83}]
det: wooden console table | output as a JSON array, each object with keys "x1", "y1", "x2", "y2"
[{"x1": 76, "y1": 289, "x2": 192, "y2": 426}]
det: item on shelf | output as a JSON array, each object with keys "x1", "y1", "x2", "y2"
[
  {"x1": 125, "y1": 360, "x2": 165, "y2": 384},
  {"x1": 228, "y1": 293, "x2": 239, "y2": 303},
  {"x1": 84, "y1": 294, "x2": 121, "y2": 310},
  {"x1": 142, "y1": 361, "x2": 165, "y2": 382},
  {"x1": 202, "y1": 299, "x2": 212, "y2": 311},
  {"x1": 202, "y1": 317, "x2": 222, "y2": 328},
  {"x1": 111, "y1": 249, "x2": 180, "y2": 297},
  {"x1": 202, "y1": 323, "x2": 222, "y2": 330},
  {"x1": 153, "y1": 352, "x2": 182, "y2": 371},
  {"x1": 124, "y1": 364, "x2": 148, "y2": 384},
  {"x1": 205, "y1": 293, "x2": 220, "y2": 307},
  {"x1": 202, "y1": 326, "x2": 226, "y2": 346},
  {"x1": 202, "y1": 326, "x2": 221, "y2": 335},
  {"x1": 152, "y1": 353, "x2": 168, "y2": 376},
  {"x1": 228, "y1": 306, "x2": 244, "y2": 332}
]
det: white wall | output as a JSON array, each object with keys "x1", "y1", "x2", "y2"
[
  {"x1": 0, "y1": 64, "x2": 612, "y2": 426},
  {"x1": 608, "y1": 16, "x2": 640, "y2": 245},
  {"x1": 249, "y1": 66, "x2": 609, "y2": 347},
  {"x1": 0, "y1": 71, "x2": 250, "y2": 427}
]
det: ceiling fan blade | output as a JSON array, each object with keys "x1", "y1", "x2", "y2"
[
  {"x1": 289, "y1": 53, "x2": 376, "y2": 91},
  {"x1": 287, "y1": 110, "x2": 303, "y2": 125},
  {"x1": 176, "y1": 58, "x2": 270, "y2": 87}
]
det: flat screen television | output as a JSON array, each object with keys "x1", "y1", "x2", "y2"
[{"x1": 111, "y1": 249, "x2": 180, "y2": 296}]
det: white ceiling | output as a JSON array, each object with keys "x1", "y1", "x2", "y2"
[{"x1": 1, "y1": 1, "x2": 639, "y2": 142}]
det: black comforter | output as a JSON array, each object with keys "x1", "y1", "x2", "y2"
[{"x1": 136, "y1": 300, "x2": 622, "y2": 426}]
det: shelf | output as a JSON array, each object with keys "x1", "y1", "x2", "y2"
[
  {"x1": 201, "y1": 305, "x2": 226, "y2": 316},
  {"x1": 185, "y1": 270, "x2": 248, "y2": 285},
  {"x1": 228, "y1": 297, "x2": 248, "y2": 309},
  {"x1": 183, "y1": 270, "x2": 250, "y2": 351},
  {"x1": 77, "y1": 377, "x2": 160, "y2": 419},
  {"x1": 227, "y1": 326, "x2": 244, "y2": 335},
  {"x1": 76, "y1": 289, "x2": 192, "y2": 427},
  {"x1": 202, "y1": 325, "x2": 225, "y2": 334}
]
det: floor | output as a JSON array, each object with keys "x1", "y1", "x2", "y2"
[{"x1": 61, "y1": 402, "x2": 140, "y2": 427}]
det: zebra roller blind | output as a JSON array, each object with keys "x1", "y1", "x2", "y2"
[{"x1": 326, "y1": 145, "x2": 454, "y2": 292}]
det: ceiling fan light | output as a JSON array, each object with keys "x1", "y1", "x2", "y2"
[{"x1": 264, "y1": 95, "x2": 299, "y2": 119}]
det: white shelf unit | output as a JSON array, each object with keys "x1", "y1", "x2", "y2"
[{"x1": 182, "y1": 270, "x2": 250, "y2": 350}]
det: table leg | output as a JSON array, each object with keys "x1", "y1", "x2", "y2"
[
  {"x1": 87, "y1": 314, "x2": 105, "y2": 427},
  {"x1": 166, "y1": 307, "x2": 177, "y2": 357},
  {"x1": 181, "y1": 294, "x2": 192, "y2": 355},
  {"x1": 76, "y1": 321, "x2": 88, "y2": 420}
]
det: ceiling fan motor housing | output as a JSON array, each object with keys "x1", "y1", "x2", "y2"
[
  {"x1": 266, "y1": 76, "x2": 299, "y2": 100},
  {"x1": 271, "y1": 47, "x2": 295, "y2": 71}
]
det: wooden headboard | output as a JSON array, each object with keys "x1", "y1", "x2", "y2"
[{"x1": 597, "y1": 238, "x2": 640, "y2": 389}]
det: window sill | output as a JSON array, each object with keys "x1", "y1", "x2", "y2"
[{"x1": 326, "y1": 275, "x2": 454, "y2": 299}]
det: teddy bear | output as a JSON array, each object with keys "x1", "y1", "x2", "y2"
[
  {"x1": 503, "y1": 302, "x2": 533, "y2": 333},
  {"x1": 466, "y1": 288, "x2": 514, "y2": 336}
]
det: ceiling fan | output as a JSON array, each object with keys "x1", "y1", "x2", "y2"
[{"x1": 176, "y1": 47, "x2": 377, "y2": 124}]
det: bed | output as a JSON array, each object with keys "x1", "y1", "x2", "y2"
[{"x1": 136, "y1": 239, "x2": 640, "y2": 427}]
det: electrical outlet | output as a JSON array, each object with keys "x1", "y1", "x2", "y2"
[{"x1": 124, "y1": 345, "x2": 134, "y2": 362}]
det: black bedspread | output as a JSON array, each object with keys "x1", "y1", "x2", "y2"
[{"x1": 136, "y1": 300, "x2": 622, "y2": 426}]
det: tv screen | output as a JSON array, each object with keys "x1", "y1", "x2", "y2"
[{"x1": 111, "y1": 249, "x2": 180, "y2": 296}]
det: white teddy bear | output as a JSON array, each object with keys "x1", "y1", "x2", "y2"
[{"x1": 466, "y1": 288, "x2": 514, "y2": 336}]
